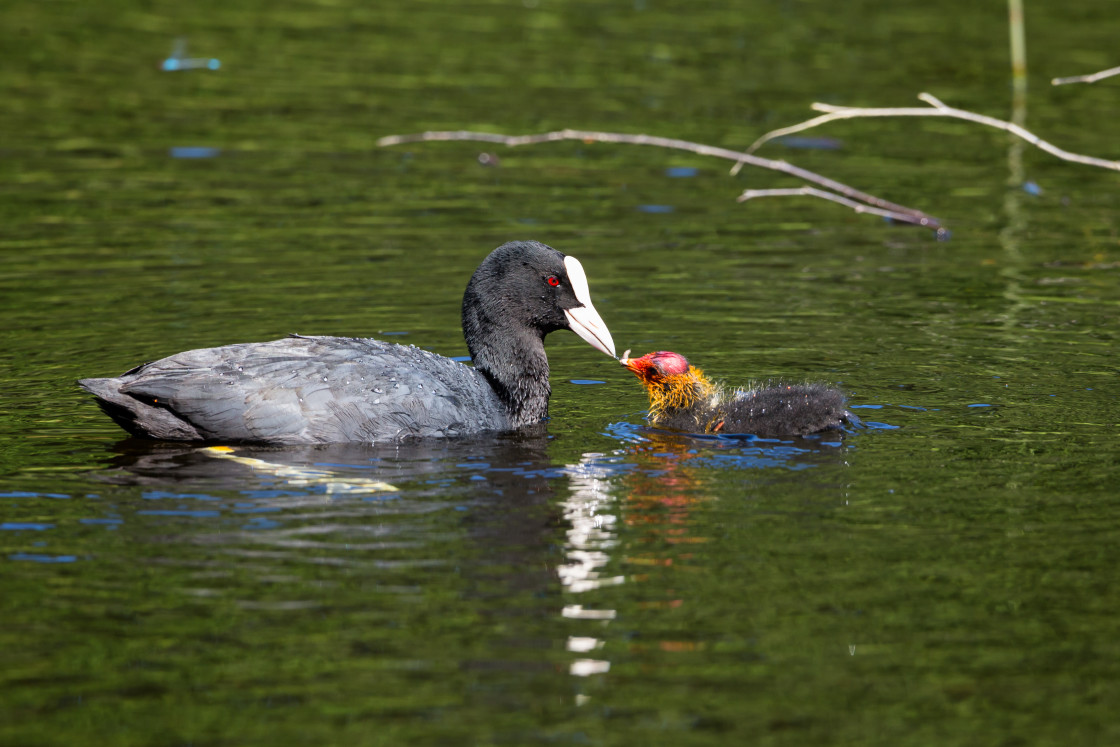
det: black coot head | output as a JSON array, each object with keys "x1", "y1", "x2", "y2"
[{"x1": 462, "y1": 240, "x2": 615, "y2": 357}]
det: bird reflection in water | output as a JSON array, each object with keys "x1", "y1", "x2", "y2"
[
  {"x1": 88, "y1": 424, "x2": 849, "y2": 706},
  {"x1": 558, "y1": 426, "x2": 856, "y2": 685},
  {"x1": 559, "y1": 454, "x2": 624, "y2": 682},
  {"x1": 200, "y1": 446, "x2": 397, "y2": 494}
]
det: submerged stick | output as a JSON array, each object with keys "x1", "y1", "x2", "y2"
[
  {"x1": 378, "y1": 128, "x2": 941, "y2": 229},
  {"x1": 743, "y1": 93, "x2": 1120, "y2": 172},
  {"x1": 1052, "y1": 65, "x2": 1120, "y2": 86}
]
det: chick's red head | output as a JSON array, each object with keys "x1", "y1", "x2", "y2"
[{"x1": 620, "y1": 350, "x2": 691, "y2": 387}]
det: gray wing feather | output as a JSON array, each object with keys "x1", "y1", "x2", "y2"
[{"x1": 82, "y1": 336, "x2": 510, "y2": 443}]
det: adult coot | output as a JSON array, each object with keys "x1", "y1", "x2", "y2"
[
  {"x1": 80, "y1": 241, "x2": 616, "y2": 443},
  {"x1": 620, "y1": 350, "x2": 855, "y2": 437}
]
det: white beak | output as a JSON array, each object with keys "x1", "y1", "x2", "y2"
[{"x1": 563, "y1": 255, "x2": 616, "y2": 358}]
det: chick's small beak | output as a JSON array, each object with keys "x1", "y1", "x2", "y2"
[{"x1": 620, "y1": 351, "x2": 653, "y2": 381}]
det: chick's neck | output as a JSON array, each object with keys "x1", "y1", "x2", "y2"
[{"x1": 646, "y1": 366, "x2": 717, "y2": 421}]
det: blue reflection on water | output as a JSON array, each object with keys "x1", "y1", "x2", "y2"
[
  {"x1": 665, "y1": 166, "x2": 698, "y2": 178},
  {"x1": 161, "y1": 57, "x2": 221, "y2": 71},
  {"x1": 601, "y1": 420, "x2": 858, "y2": 471},
  {"x1": 240, "y1": 489, "x2": 320, "y2": 499},
  {"x1": 858, "y1": 421, "x2": 899, "y2": 430},
  {"x1": 143, "y1": 491, "x2": 222, "y2": 501},
  {"x1": 169, "y1": 147, "x2": 221, "y2": 159},
  {"x1": 9, "y1": 553, "x2": 77, "y2": 563},
  {"x1": 0, "y1": 492, "x2": 71, "y2": 500},
  {"x1": 161, "y1": 39, "x2": 221, "y2": 72},
  {"x1": 137, "y1": 510, "x2": 222, "y2": 518},
  {"x1": 776, "y1": 135, "x2": 843, "y2": 150},
  {"x1": 686, "y1": 450, "x2": 816, "y2": 471}
]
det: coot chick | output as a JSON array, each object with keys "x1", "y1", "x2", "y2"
[
  {"x1": 80, "y1": 241, "x2": 616, "y2": 444},
  {"x1": 620, "y1": 350, "x2": 854, "y2": 437}
]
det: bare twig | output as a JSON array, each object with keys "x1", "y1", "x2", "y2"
[
  {"x1": 738, "y1": 186, "x2": 938, "y2": 228},
  {"x1": 741, "y1": 92, "x2": 1120, "y2": 172},
  {"x1": 739, "y1": 187, "x2": 920, "y2": 223},
  {"x1": 377, "y1": 128, "x2": 941, "y2": 229},
  {"x1": 1052, "y1": 65, "x2": 1120, "y2": 86}
]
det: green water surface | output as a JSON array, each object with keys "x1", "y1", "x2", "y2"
[{"x1": 2, "y1": 1, "x2": 1119, "y2": 745}]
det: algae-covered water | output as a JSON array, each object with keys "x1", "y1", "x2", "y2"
[{"x1": 2, "y1": 1, "x2": 1120, "y2": 744}]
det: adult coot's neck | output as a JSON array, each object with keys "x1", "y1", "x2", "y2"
[
  {"x1": 464, "y1": 313, "x2": 553, "y2": 427},
  {"x1": 461, "y1": 240, "x2": 614, "y2": 428}
]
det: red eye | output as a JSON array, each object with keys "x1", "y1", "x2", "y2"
[{"x1": 546, "y1": 275, "x2": 560, "y2": 287}]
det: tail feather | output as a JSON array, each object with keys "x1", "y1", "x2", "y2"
[{"x1": 78, "y1": 377, "x2": 203, "y2": 441}]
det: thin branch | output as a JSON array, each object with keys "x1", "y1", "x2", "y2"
[
  {"x1": 378, "y1": 128, "x2": 941, "y2": 229},
  {"x1": 737, "y1": 186, "x2": 941, "y2": 229},
  {"x1": 1052, "y1": 65, "x2": 1120, "y2": 86},
  {"x1": 742, "y1": 92, "x2": 1120, "y2": 172}
]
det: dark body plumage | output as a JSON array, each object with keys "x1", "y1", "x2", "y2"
[
  {"x1": 656, "y1": 381, "x2": 850, "y2": 437},
  {"x1": 621, "y1": 350, "x2": 854, "y2": 438},
  {"x1": 79, "y1": 241, "x2": 615, "y2": 444},
  {"x1": 80, "y1": 336, "x2": 510, "y2": 443}
]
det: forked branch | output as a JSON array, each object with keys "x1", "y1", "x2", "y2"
[
  {"x1": 378, "y1": 128, "x2": 941, "y2": 229},
  {"x1": 741, "y1": 93, "x2": 1120, "y2": 172},
  {"x1": 1052, "y1": 65, "x2": 1120, "y2": 86},
  {"x1": 738, "y1": 187, "x2": 925, "y2": 225}
]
